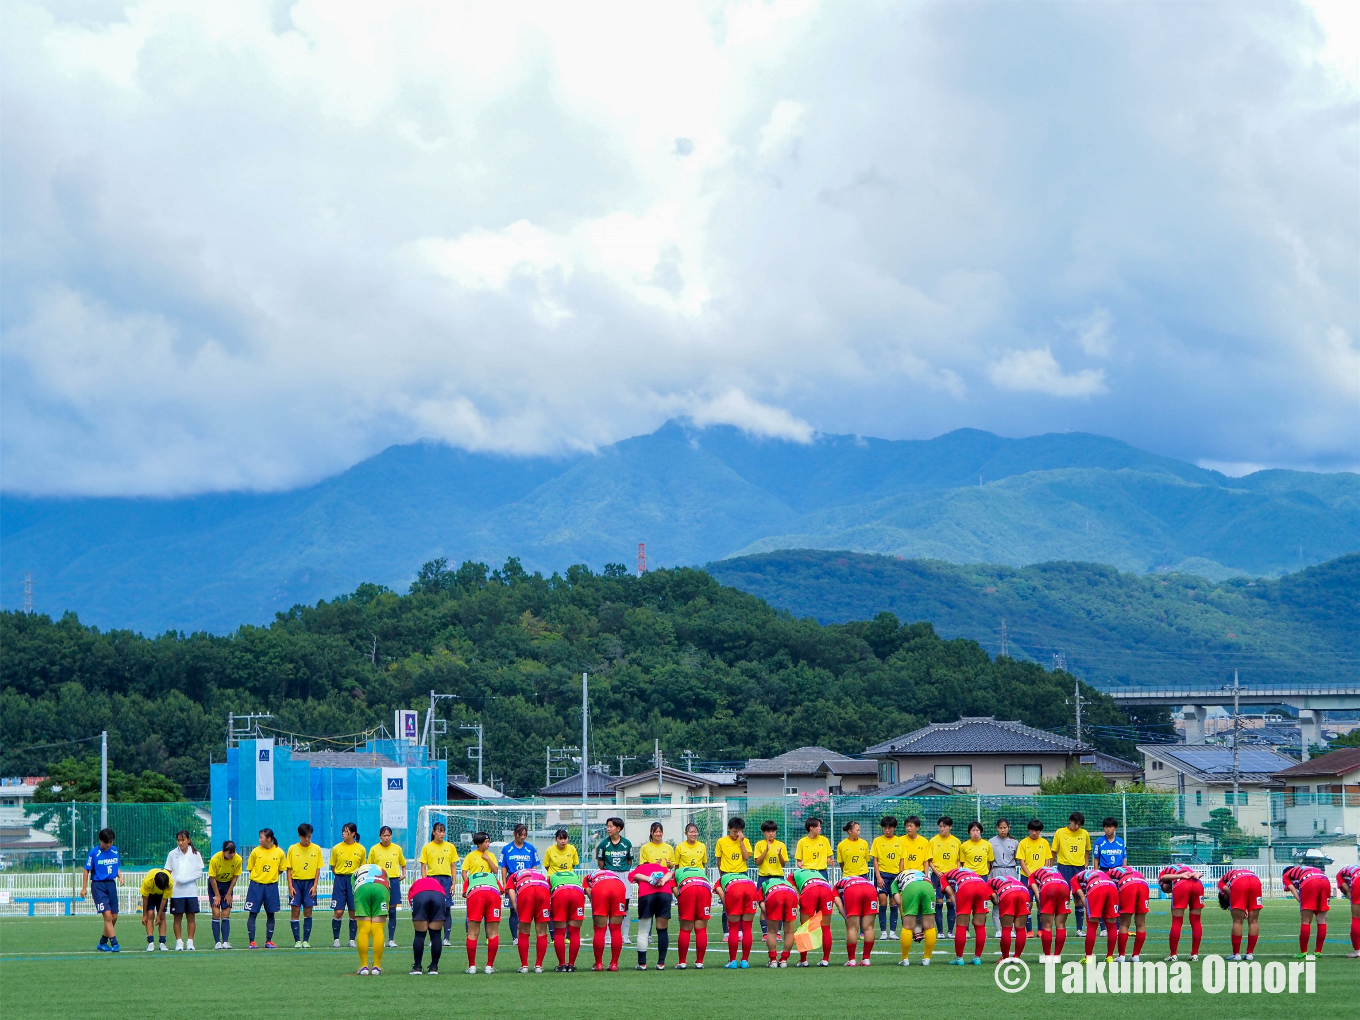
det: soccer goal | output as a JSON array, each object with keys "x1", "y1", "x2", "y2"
[{"x1": 415, "y1": 801, "x2": 731, "y2": 862}]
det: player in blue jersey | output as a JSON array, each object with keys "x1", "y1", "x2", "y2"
[
  {"x1": 81, "y1": 828, "x2": 124, "y2": 952},
  {"x1": 1092, "y1": 818, "x2": 1127, "y2": 938},
  {"x1": 500, "y1": 823, "x2": 542, "y2": 941}
]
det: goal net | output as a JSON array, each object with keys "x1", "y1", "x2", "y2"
[{"x1": 415, "y1": 801, "x2": 731, "y2": 865}]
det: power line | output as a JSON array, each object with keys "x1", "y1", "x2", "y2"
[{"x1": 1, "y1": 735, "x2": 99, "y2": 755}]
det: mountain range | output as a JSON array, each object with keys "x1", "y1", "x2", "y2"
[{"x1": 2, "y1": 421, "x2": 1357, "y2": 634}]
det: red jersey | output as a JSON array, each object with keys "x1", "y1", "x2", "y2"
[
  {"x1": 1107, "y1": 866, "x2": 1148, "y2": 889},
  {"x1": 1217, "y1": 868, "x2": 1255, "y2": 894},
  {"x1": 942, "y1": 868, "x2": 987, "y2": 893},
  {"x1": 833, "y1": 875, "x2": 875, "y2": 895},
  {"x1": 1336, "y1": 865, "x2": 1359, "y2": 891},
  {"x1": 988, "y1": 875, "x2": 1025, "y2": 898},
  {"x1": 1070, "y1": 867, "x2": 1116, "y2": 895},
  {"x1": 1030, "y1": 866, "x2": 1069, "y2": 891},
  {"x1": 509, "y1": 868, "x2": 550, "y2": 892},
  {"x1": 1282, "y1": 866, "x2": 1325, "y2": 891},
  {"x1": 407, "y1": 876, "x2": 445, "y2": 902},
  {"x1": 1157, "y1": 865, "x2": 1199, "y2": 886},
  {"x1": 583, "y1": 870, "x2": 626, "y2": 894}
]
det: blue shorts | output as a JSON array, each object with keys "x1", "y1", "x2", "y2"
[
  {"x1": 209, "y1": 880, "x2": 235, "y2": 908},
  {"x1": 387, "y1": 878, "x2": 401, "y2": 911},
  {"x1": 638, "y1": 891, "x2": 672, "y2": 919},
  {"x1": 877, "y1": 870, "x2": 900, "y2": 895},
  {"x1": 91, "y1": 878, "x2": 119, "y2": 915},
  {"x1": 411, "y1": 889, "x2": 444, "y2": 924},
  {"x1": 245, "y1": 880, "x2": 280, "y2": 915},
  {"x1": 290, "y1": 878, "x2": 317, "y2": 908},
  {"x1": 331, "y1": 873, "x2": 355, "y2": 911}
]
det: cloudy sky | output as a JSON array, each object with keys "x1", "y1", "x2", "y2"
[{"x1": 2, "y1": 0, "x2": 1357, "y2": 496}]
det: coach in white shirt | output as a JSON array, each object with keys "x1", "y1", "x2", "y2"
[{"x1": 165, "y1": 830, "x2": 205, "y2": 950}]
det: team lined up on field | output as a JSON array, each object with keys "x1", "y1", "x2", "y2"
[{"x1": 79, "y1": 809, "x2": 1360, "y2": 976}]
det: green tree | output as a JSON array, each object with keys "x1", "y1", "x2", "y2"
[
  {"x1": 33, "y1": 756, "x2": 184, "y2": 803},
  {"x1": 1202, "y1": 807, "x2": 1264, "y2": 863},
  {"x1": 1038, "y1": 765, "x2": 1111, "y2": 795}
]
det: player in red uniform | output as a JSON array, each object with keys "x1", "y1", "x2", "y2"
[
  {"x1": 758, "y1": 874, "x2": 799, "y2": 967},
  {"x1": 988, "y1": 874, "x2": 1031, "y2": 959},
  {"x1": 584, "y1": 867, "x2": 628, "y2": 971},
  {"x1": 1158, "y1": 865, "x2": 1204, "y2": 961},
  {"x1": 834, "y1": 873, "x2": 878, "y2": 966},
  {"x1": 549, "y1": 869, "x2": 588, "y2": 971},
  {"x1": 1283, "y1": 865, "x2": 1332, "y2": 958},
  {"x1": 1335, "y1": 865, "x2": 1360, "y2": 958},
  {"x1": 1030, "y1": 865, "x2": 1071, "y2": 960},
  {"x1": 715, "y1": 871, "x2": 759, "y2": 967},
  {"x1": 1107, "y1": 866, "x2": 1149, "y2": 961},
  {"x1": 941, "y1": 868, "x2": 992, "y2": 965},
  {"x1": 507, "y1": 867, "x2": 551, "y2": 973},
  {"x1": 462, "y1": 835, "x2": 504, "y2": 974},
  {"x1": 792, "y1": 869, "x2": 836, "y2": 967},
  {"x1": 1216, "y1": 867, "x2": 1263, "y2": 961},
  {"x1": 1071, "y1": 868, "x2": 1119, "y2": 961},
  {"x1": 673, "y1": 866, "x2": 712, "y2": 969}
]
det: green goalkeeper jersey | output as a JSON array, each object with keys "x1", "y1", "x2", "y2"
[{"x1": 595, "y1": 837, "x2": 633, "y2": 873}]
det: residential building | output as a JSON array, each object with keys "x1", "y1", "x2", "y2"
[
  {"x1": 863, "y1": 717, "x2": 1140, "y2": 794},
  {"x1": 447, "y1": 774, "x2": 506, "y2": 802},
  {"x1": 1271, "y1": 746, "x2": 1360, "y2": 840},
  {"x1": 741, "y1": 747, "x2": 879, "y2": 799},
  {"x1": 609, "y1": 765, "x2": 741, "y2": 805},
  {"x1": 1139, "y1": 744, "x2": 1299, "y2": 832}
]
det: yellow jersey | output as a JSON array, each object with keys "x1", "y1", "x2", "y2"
[
  {"x1": 1051, "y1": 827, "x2": 1091, "y2": 867},
  {"x1": 869, "y1": 834, "x2": 905, "y2": 875},
  {"x1": 419, "y1": 840, "x2": 458, "y2": 876},
  {"x1": 246, "y1": 845, "x2": 286, "y2": 884},
  {"x1": 462, "y1": 848, "x2": 497, "y2": 875},
  {"x1": 899, "y1": 834, "x2": 932, "y2": 872},
  {"x1": 368, "y1": 842, "x2": 407, "y2": 879},
  {"x1": 836, "y1": 837, "x2": 871, "y2": 876},
  {"x1": 1016, "y1": 836, "x2": 1051, "y2": 874},
  {"x1": 751, "y1": 838, "x2": 788, "y2": 877},
  {"x1": 639, "y1": 841, "x2": 675, "y2": 867},
  {"x1": 675, "y1": 840, "x2": 708, "y2": 868},
  {"x1": 795, "y1": 834, "x2": 832, "y2": 870},
  {"x1": 141, "y1": 869, "x2": 173, "y2": 897},
  {"x1": 929, "y1": 834, "x2": 961, "y2": 872},
  {"x1": 286, "y1": 842, "x2": 324, "y2": 880},
  {"x1": 329, "y1": 841, "x2": 367, "y2": 875},
  {"x1": 543, "y1": 844, "x2": 580, "y2": 874},
  {"x1": 959, "y1": 838, "x2": 994, "y2": 875},
  {"x1": 207, "y1": 851, "x2": 242, "y2": 883},
  {"x1": 715, "y1": 835, "x2": 753, "y2": 873}
]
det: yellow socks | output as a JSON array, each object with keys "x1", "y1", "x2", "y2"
[
  {"x1": 901, "y1": 928, "x2": 913, "y2": 961},
  {"x1": 923, "y1": 927, "x2": 936, "y2": 960},
  {"x1": 356, "y1": 919, "x2": 372, "y2": 968},
  {"x1": 372, "y1": 923, "x2": 385, "y2": 970}
]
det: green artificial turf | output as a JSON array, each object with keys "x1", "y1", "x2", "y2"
[{"x1": 1, "y1": 901, "x2": 1354, "y2": 1020}]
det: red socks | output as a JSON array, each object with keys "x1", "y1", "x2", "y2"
[
  {"x1": 518, "y1": 931, "x2": 530, "y2": 967},
  {"x1": 955, "y1": 925, "x2": 968, "y2": 958},
  {"x1": 1231, "y1": 931, "x2": 1242, "y2": 955},
  {"x1": 486, "y1": 936, "x2": 498, "y2": 967},
  {"x1": 536, "y1": 933, "x2": 548, "y2": 968},
  {"x1": 846, "y1": 936, "x2": 857, "y2": 962},
  {"x1": 594, "y1": 927, "x2": 605, "y2": 967},
  {"x1": 553, "y1": 928, "x2": 566, "y2": 965},
  {"x1": 1246, "y1": 930, "x2": 1257, "y2": 955},
  {"x1": 696, "y1": 927, "x2": 707, "y2": 964},
  {"x1": 1169, "y1": 916, "x2": 1183, "y2": 955},
  {"x1": 1084, "y1": 927, "x2": 1098, "y2": 958},
  {"x1": 741, "y1": 920, "x2": 753, "y2": 961},
  {"x1": 1189, "y1": 915, "x2": 1202, "y2": 955},
  {"x1": 1315, "y1": 923, "x2": 1326, "y2": 953},
  {"x1": 1351, "y1": 917, "x2": 1360, "y2": 951},
  {"x1": 861, "y1": 938, "x2": 873, "y2": 962},
  {"x1": 1300, "y1": 923, "x2": 1311, "y2": 953},
  {"x1": 608, "y1": 923, "x2": 623, "y2": 968},
  {"x1": 1015, "y1": 927, "x2": 1027, "y2": 957},
  {"x1": 728, "y1": 926, "x2": 739, "y2": 962},
  {"x1": 1133, "y1": 930, "x2": 1146, "y2": 957},
  {"x1": 1055, "y1": 927, "x2": 1067, "y2": 954},
  {"x1": 466, "y1": 937, "x2": 477, "y2": 967},
  {"x1": 678, "y1": 929, "x2": 691, "y2": 964},
  {"x1": 1106, "y1": 926, "x2": 1117, "y2": 958},
  {"x1": 1118, "y1": 931, "x2": 1128, "y2": 956},
  {"x1": 1001, "y1": 927, "x2": 1012, "y2": 958},
  {"x1": 822, "y1": 925, "x2": 832, "y2": 962},
  {"x1": 568, "y1": 927, "x2": 580, "y2": 966},
  {"x1": 1041, "y1": 929, "x2": 1052, "y2": 955},
  {"x1": 974, "y1": 924, "x2": 986, "y2": 958}
]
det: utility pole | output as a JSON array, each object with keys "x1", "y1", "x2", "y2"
[
  {"x1": 681, "y1": 749, "x2": 698, "y2": 773},
  {"x1": 654, "y1": 740, "x2": 664, "y2": 798},
  {"x1": 1067, "y1": 679, "x2": 1089, "y2": 748},
  {"x1": 1000, "y1": 620, "x2": 1009, "y2": 659},
  {"x1": 100, "y1": 730, "x2": 108, "y2": 831},
  {"x1": 421, "y1": 691, "x2": 456, "y2": 761},
  {"x1": 616, "y1": 753, "x2": 637, "y2": 778},
  {"x1": 461, "y1": 722, "x2": 484, "y2": 785}
]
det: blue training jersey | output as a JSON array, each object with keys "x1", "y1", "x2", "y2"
[
  {"x1": 86, "y1": 844, "x2": 121, "y2": 880},
  {"x1": 500, "y1": 841, "x2": 541, "y2": 874},
  {"x1": 1093, "y1": 836, "x2": 1126, "y2": 869}
]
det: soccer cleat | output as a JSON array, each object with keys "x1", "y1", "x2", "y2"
[
  {"x1": 1131, "y1": 955, "x2": 1141, "y2": 963},
  {"x1": 443, "y1": 938, "x2": 451, "y2": 946},
  {"x1": 737, "y1": 960, "x2": 747, "y2": 969},
  {"x1": 386, "y1": 940, "x2": 396, "y2": 947},
  {"x1": 1245, "y1": 954, "x2": 1253, "y2": 962},
  {"x1": 862, "y1": 959, "x2": 871, "y2": 967},
  {"x1": 920, "y1": 958, "x2": 931, "y2": 966},
  {"x1": 484, "y1": 965, "x2": 495, "y2": 974},
  {"x1": 899, "y1": 959, "x2": 910, "y2": 966},
  {"x1": 1190, "y1": 954, "x2": 1199, "y2": 963},
  {"x1": 186, "y1": 940, "x2": 195, "y2": 951},
  {"x1": 410, "y1": 967, "x2": 422, "y2": 976},
  {"x1": 265, "y1": 941, "x2": 276, "y2": 949},
  {"x1": 520, "y1": 966, "x2": 529, "y2": 974},
  {"x1": 159, "y1": 942, "x2": 170, "y2": 951},
  {"x1": 302, "y1": 940, "x2": 310, "y2": 948},
  {"x1": 636, "y1": 963, "x2": 647, "y2": 970},
  {"x1": 725, "y1": 960, "x2": 739, "y2": 969},
  {"x1": 146, "y1": 943, "x2": 156, "y2": 952},
  {"x1": 333, "y1": 939, "x2": 341, "y2": 948},
  {"x1": 845, "y1": 959, "x2": 857, "y2": 967},
  {"x1": 1165, "y1": 954, "x2": 1178, "y2": 962},
  {"x1": 778, "y1": 960, "x2": 787, "y2": 968},
  {"x1": 949, "y1": 957, "x2": 966, "y2": 966},
  {"x1": 1116, "y1": 955, "x2": 1125, "y2": 963},
  {"x1": 696, "y1": 962, "x2": 704, "y2": 969},
  {"x1": 221, "y1": 942, "x2": 232, "y2": 949},
  {"x1": 767, "y1": 960, "x2": 779, "y2": 968},
  {"x1": 97, "y1": 942, "x2": 112, "y2": 952},
  {"x1": 655, "y1": 963, "x2": 664, "y2": 970},
  {"x1": 1106, "y1": 955, "x2": 1114, "y2": 963},
  {"x1": 427, "y1": 966, "x2": 438, "y2": 975},
  {"x1": 555, "y1": 964, "x2": 565, "y2": 973},
  {"x1": 534, "y1": 965, "x2": 543, "y2": 973},
  {"x1": 348, "y1": 939, "x2": 356, "y2": 948},
  {"x1": 1228, "y1": 954, "x2": 1242, "y2": 962},
  {"x1": 608, "y1": 963, "x2": 618, "y2": 971},
  {"x1": 972, "y1": 956, "x2": 983, "y2": 966},
  {"x1": 249, "y1": 941, "x2": 258, "y2": 949},
  {"x1": 372, "y1": 968, "x2": 381, "y2": 975},
  {"x1": 295, "y1": 942, "x2": 303, "y2": 949},
  {"x1": 676, "y1": 962, "x2": 687, "y2": 969},
  {"x1": 1075, "y1": 928, "x2": 1086, "y2": 936},
  {"x1": 1347, "y1": 951, "x2": 1360, "y2": 959},
  {"x1": 175, "y1": 939, "x2": 184, "y2": 951},
  {"x1": 592, "y1": 964, "x2": 604, "y2": 972},
  {"x1": 817, "y1": 959, "x2": 829, "y2": 967},
  {"x1": 796, "y1": 960, "x2": 809, "y2": 967},
  {"x1": 359, "y1": 967, "x2": 370, "y2": 975},
  {"x1": 467, "y1": 966, "x2": 478, "y2": 975}
]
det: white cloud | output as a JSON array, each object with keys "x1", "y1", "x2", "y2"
[
  {"x1": 1, "y1": 0, "x2": 1356, "y2": 494},
  {"x1": 988, "y1": 348, "x2": 1107, "y2": 398}
]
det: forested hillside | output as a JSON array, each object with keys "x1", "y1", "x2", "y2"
[
  {"x1": 0, "y1": 560, "x2": 1153, "y2": 799},
  {"x1": 709, "y1": 552, "x2": 1359, "y2": 688}
]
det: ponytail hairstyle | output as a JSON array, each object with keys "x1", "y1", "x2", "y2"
[
  {"x1": 342, "y1": 821, "x2": 359, "y2": 841},
  {"x1": 649, "y1": 822, "x2": 664, "y2": 839},
  {"x1": 259, "y1": 828, "x2": 277, "y2": 847},
  {"x1": 175, "y1": 828, "x2": 197, "y2": 856}
]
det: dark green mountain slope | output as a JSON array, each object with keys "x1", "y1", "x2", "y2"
[{"x1": 708, "y1": 551, "x2": 1360, "y2": 688}]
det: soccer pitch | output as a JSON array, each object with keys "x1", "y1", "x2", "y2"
[{"x1": 1, "y1": 902, "x2": 1353, "y2": 1020}]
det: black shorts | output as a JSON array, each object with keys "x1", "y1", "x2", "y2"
[
  {"x1": 145, "y1": 894, "x2": 165, "y2": 912},
  {"x1": 169, "y1": 897, "x2": 199, "y2": 915},
  {"x1": 638, "y1": 892, "x2": 672, "y2": 919},
  {"x1": 411, "y1": 890, "x2": 445, "y2": 924}
]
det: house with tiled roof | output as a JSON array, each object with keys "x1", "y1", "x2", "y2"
[
  {"x1": 1139, "y1": 743, "x2": 1298, "y2": 831},
  {"x1": 741, "y1": 746, "x2": 879, "y2": 798},
  {"x1": 863, "y1": 717, "x2": 1140, "y2": 794},
  {"x1": 1270, "y1": 746, "x2": 1360, "y2": 841}
]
